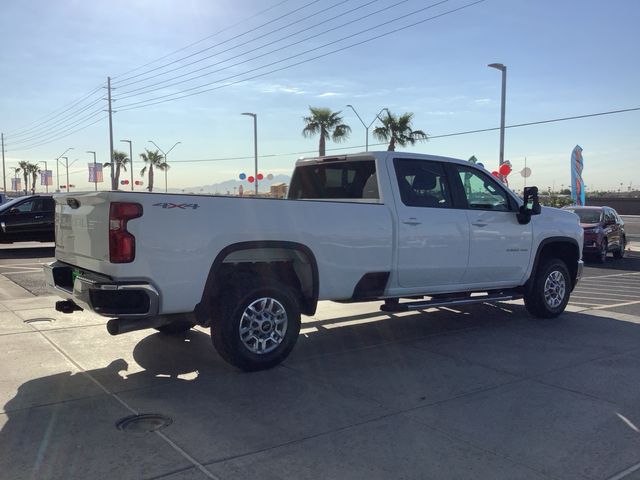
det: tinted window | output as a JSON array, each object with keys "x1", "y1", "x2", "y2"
[
  {"x1": 455, "y1": 166, "x2": 511, "y2": 211},
  {"x1": 288, "y1": 160, "x2": 378, "y2": 201},
  {"x1": 567, "y1": 209, "x2": 601, "y2": 223},
  {"x1": 12, "y1": 199, "x2": 37, "y2": 213},
  {"x1": 393, "y1": 159, "x2": 452, "y2": 208}
]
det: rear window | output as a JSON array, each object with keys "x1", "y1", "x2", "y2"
[
  {"x1": 567, "y1": 209, "x2": 602, "y2": 223},
  {"x1": 288, "y1": 160, "x2": 379, "y2": 201}
]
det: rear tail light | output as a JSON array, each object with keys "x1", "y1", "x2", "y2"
[{"x1": 109, "y1": 202, "x2": 142, "y2": 263}]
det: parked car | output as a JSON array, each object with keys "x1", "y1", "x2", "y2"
[
  {"x1": 0, "y1": 195, "x2": 55, "y2": 243},
  {"x1": 46, "y1": 151, "x2": 583, "y2": 371},
  {"x1": 564, "y1": 206, "x2": 626, "y2": 263}
]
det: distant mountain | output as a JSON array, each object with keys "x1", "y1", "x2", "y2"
[{"x1": 169, "y1": 174, "x2": 291, "y2": 194}]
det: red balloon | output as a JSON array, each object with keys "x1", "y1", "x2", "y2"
[
  {"x1": 247, "y1": 176, "x2": 255, "y2": 183},
  {"x1": 491, "y1": 171, "x2": 500, "y2": 178},
  {"x1": 257, "y1": 173, "x2": 264, "y2": 180},
  {"x1": 499, "y1": 163, "x2": 512, "y2": 176}
]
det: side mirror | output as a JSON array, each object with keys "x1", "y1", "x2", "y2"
[
  {"x1": 517, "y1": 186, "x2": 541, "y2": 224},
  {"x1": 8, "y1": 208, "x2": 20, "y2": 214}
]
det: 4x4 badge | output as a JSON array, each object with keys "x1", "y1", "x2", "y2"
[{"x1": 152, "y1": 203, "x2": 199, "y2": 210}]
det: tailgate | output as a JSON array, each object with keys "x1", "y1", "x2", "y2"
[{"x1": 54, "y1": 193, "x2": 110, "y2": 268}]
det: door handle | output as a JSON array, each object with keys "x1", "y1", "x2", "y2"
[
  {"x1": 34, "y1": 215, "x2": 44, "y2": 219},
  {"x1": 472, "y1": 222, "x2": 487, "y2": 227},
  {"x1": 402, "y1": 218, "x2": 422, "y2": 226}
]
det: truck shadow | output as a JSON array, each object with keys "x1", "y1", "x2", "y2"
[{"x1": 3, "y1": 303, "x2": 640, "y2": 479}]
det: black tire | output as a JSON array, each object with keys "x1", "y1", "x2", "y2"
[
  {"x1": 155, "y1": 321, "x2": 195, "y2": 335},
  {"x1": 524, "y1": 258, "x2": 571, "y2": 318},
  {"x1": 211, "y1": 279, "x2": 301, "y2": 372},
  {"x1": 596, "y1": 240, "x2": 608, "y2": 263},
  {"x1": 613, "y1": 237, "x2": 625, "y2": 259}
]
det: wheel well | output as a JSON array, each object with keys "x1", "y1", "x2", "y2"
[
  {"x1": 195, "y1": 243, "x2": 318, "y2": 325},
  {"x1": 535, "y1": 240, "x2": 580, "y2": 287}
]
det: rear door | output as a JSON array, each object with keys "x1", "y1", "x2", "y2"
[
  {"x1": 392, "y1": 158, "x2": 469, "y2": 288},
  {"x1": 449, "y1": 164, "x2": 533, "y2": 287}
]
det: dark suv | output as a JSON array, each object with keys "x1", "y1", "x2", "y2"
[
  {"x1": 564, "y1": 206, "x2": 626, "y2": 263},
  {"x1": 0, "y1": 195, "x2": 55, "y2": 243}
]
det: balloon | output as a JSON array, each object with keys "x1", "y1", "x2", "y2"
[
  {"x1": 267, "y1": 173, "x2": 274, "y2": 180},
  {"x1": 476, "y1": 163, "x2": 484, "y2": 169},
  {"x1": 257, "y1": 173, "x2": 264, "y2": 181},
  {"x1": 499, "y1": 163, "x2": 512, "y2": 176},
  {"x1": 239, "y1": 173, "x2": 247, "y2": 180},
  {"x1": 247, "y1": 176, "x2": 255, "y2": 183},
  {"x1": 491, "y1": 171, "x2": 500, "y2": 178},
  {"x1": 520, "y1": 167, "x2": 531, "y2": 178}
]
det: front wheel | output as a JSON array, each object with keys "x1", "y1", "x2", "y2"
[
  {"x1": 596, "y1": 240, "x2": 608, "y2": 264},
  {"x1": 524, "y1": 258, "x2": 571, "y2": 318},
  {"x1": 211, "y1": 280, "x2": 301, "y2": 371}
]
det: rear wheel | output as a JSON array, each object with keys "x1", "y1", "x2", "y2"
[
  {"x1": 211, "y1": 279, "x2": 301, "y2": 371},
  {"x1": 524, "y1": 258, "x2": 571, "y2": 318},
  {"x1": 613, "y1": 237, "x2": 625, "y2": 259}
]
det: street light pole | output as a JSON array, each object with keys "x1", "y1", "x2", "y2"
[
  {"x1": 241, "y1": 113, "x2": 258, "y2": 195},
  {"x1": 87, "y1": 151, "x2": 97, "y2": 191},
  {"x1": 346, "y1": 105, "x2": 388, "y2": 151},
  {"x1": 60, "y1": 157, "x2": 69, "y2": 192},
  {"x1": 120, "y1": 140, "x2": 133, "y2": 191},
  {"x1": 148, "y1": 140, "x2": 181, "y2": 193},
  {"x1": 54, "y1": 147, "x2": 73, "y2": 192},
  {"x1": 488, "y1": 63, "x2": 507, "y2": 167}
]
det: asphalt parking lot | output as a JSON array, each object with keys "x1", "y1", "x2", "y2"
[{"x1": 1, "y1": 235, "x2": 640, "y2": 479}]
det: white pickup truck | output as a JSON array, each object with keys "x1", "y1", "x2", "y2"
[{"x1": 45, "y1": 151, "x2": 583, "y2": 370}]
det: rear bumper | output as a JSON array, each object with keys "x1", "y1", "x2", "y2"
[{"x1": 44, "y1": 261, "x2": 159, "y2": 318}]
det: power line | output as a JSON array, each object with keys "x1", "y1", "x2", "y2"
[
  {"x1": 115, "y1": 0, "x2": 395, "y2": 100},
  {"x1": 116, "y1": 0, "x2": 465, "y2": 111},
  {"x1": 114, "y1": 0, "x2": 370, "y2": 95},
  {"x1": 112, "y1": 0, "x2": 291, "y2": 80},
  {"x1": 6, "y1": 114, "x2": 107, "y2": 153},
  {"x1": 6, "y1": 96, "x2": 105, "y2": 143},
  {"x1": 113, "y1": 0, "x2": 322, "y2": 85},
  {"x1": 167, "y1": 106, "x2": 640, "y2": 164},
  {"x1": 6, "y1": 107, "x2": 105, "y2": 149},
  {"x1": 5, "y1": 83, "x2": 104, "y2": 137}
]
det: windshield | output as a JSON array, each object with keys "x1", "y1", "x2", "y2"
[
  {"x1": 567, "y1": 209, "x2": 602, "y2": 223},
  {"x1": 0, "y1": 197, "x2": 27, "y2": 213}
]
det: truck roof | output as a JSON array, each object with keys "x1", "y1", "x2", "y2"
[{"x1": 295, "y1": 151, "x2": 472, "y2": 167}]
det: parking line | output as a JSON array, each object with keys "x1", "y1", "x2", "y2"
[
  {"x1": 585, "y1": 300, "x2": 640, "y2": 311},
  {"x1": 572, "y1": 290, "x2": 640, "y2": 299},
  {"x1": 607, "y1": 460, "x2": 640, "y2": 480}
]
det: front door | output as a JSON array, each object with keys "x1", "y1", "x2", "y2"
[
  {"x1": 451, "y1": 165, "x2": 533, "y2": 287},
  {"x1": 1, "y1": 198, "x2": 40, "y2": 241},
  {"x1": 392, "y1": 158, "x2": 469, "y2": 288}
]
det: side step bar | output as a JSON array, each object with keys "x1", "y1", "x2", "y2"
[{"x1": 380, "y1": 291, "x2": 522, "y2": 313}]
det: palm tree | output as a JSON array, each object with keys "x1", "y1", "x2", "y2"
[
  {"x1": 302, "y1": 107, "x2": 351, "y2": 156},
  {"x1": 16, "y1": 161, "x2": 31, "y2": 195},
  {"x1": 29, "y1": 164, "x2": 41, "y2": 194},
  {"x1": 139, "y1": 149, "x2": 168, "y2": 192},
  {"x1": 104, "y1": 150, "x2": 129, "y2": 190},
  {"x1": 372, "y1": 111, "x2": 428, "y2": 151}
]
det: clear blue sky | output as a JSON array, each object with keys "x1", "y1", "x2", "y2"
[{"x1": 1, "y1": 0, "x2": 638, "y2": 192}]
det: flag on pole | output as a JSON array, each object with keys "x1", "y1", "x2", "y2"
[
  {"x1": 40, "y1": 170, "x2": 53, "y2": 186},
  {"x1": 88, "y1": 163, "x2": 104, "y2": 183},
  {"x1": 11, "y1": 178, "x2": 22, "y2": 191},
  {"x1": 570, "y1": 145, "x2": 585, "y2": 206}
]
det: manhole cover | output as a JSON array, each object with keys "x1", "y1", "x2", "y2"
[
  {"x1": 116, "y1": 414, "x2": 173, "y2": 433},
  {"x1": 23, "y1": 318, "x2": 55, "y2": 324}
]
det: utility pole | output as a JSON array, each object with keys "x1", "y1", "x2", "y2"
[
  {"x1": 241, "y1": 113, "x2": 258, "y2": 195},
  {"x1": 107, "y1": 77, "x2": 115, "y2": 190},
  {"x1": 1, "y1": 133, "x2": 5, "y2": 193},
  {"x1": 488, "y1": 63, "x2": 507, "y2": 167},
  {"x1": 61, "y1": 157, "x2": 69, "y2": 192}
]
